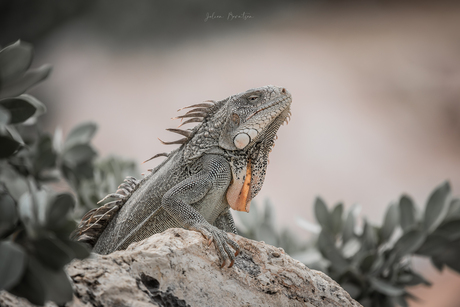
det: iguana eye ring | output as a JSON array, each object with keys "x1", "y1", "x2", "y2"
[{"x1": 248, "y1": 95, "x2": 259, "y2": 101}]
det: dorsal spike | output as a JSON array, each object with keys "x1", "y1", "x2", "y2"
[
  {"x1": 166, "y1": 128, "x2": 192, "y2": 138},
  {"x1": 185, "y1": 108, "x2": 209, "y2": 115},
  {"x1": 143, "y1": 152, "x2": 169, "y2": 164},
  {"x1": 177, "y1": 103, "x2": 213, "y2": 112},
  {"x1": 172, "y1": 112, "x2": 207, "y2": 120},
  {"x1": 177, "y1": 117, "x2": 203, "y2": 127},
  {"x1": 158, "y1": 137, "x2": 188, "y2": 145}
]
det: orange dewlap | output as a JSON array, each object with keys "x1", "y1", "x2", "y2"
[{"x1": 226, "y1": 159, "x2": 252, "y2": 212}]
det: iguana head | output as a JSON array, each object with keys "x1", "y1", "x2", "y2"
[
  {"x1": 160, "y1": 85, "x2": 292, "y2": 213},
  {"x1": 218, "y1": 85, "x2": 292, "y2": 212}
]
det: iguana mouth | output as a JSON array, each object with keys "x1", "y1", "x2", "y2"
[{"x1": 246, "y1": 94, "x2": 291, "y2": 121}]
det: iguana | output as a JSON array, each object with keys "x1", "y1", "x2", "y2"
[{"x1": 72, "y1": 85, "x2": 292, "y2": 267}]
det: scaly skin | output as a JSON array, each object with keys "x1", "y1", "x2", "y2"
[{"x1": 73, "y1": 85, "x2": 292, "y2": 267}]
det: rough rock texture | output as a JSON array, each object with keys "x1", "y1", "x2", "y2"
[{"x1": 1, "y1": 229, "x2": 361, "y2": 307}]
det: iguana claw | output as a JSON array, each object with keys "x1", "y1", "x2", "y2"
[{"x1": 192, "y1": 223, "x2": 240, "y2": 268}]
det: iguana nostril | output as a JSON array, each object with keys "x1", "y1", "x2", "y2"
[{"x1": 281, "y1": 88, "x2": 286, "y2": 94}]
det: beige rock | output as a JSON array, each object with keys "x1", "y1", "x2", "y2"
[{"x1": 1, "y1": 229, "x2": 361, "y2": 307}]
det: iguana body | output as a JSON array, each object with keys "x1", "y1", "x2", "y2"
[{"x1": 73, "y1": 85, "x2": 292, "y2": 267}]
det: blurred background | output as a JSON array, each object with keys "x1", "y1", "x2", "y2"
[{"x1": 2, "y1": 0, "x2": 460, "y2": 305}]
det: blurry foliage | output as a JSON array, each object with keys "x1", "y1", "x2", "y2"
[
  {"x1": 0, "y1": 40, "x2": 138, "y2": 306},
  {"x1": 238, "y1": 182, "x2": 460, "y2": 307}
]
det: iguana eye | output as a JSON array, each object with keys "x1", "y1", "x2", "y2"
[{"x1": 248, "y1": 95, "x2": 259, "y2": 102}]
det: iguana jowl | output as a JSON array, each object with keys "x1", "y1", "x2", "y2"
[{"x1": 73, "y1": 85, "x2": 292, "y2": 267}]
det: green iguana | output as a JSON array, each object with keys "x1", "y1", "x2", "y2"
[{"x1": 72, "y1": 85, "x2": 292, "y2": 267}]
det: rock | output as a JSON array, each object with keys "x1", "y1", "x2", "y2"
[{"x1": 1, "y1": 228, "x2": 361, "y2": 307}]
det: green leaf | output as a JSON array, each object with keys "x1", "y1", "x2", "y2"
[
  {"x1": 317, "y1": 230, "x2": 348, "y2": 273},
  {"x1": 370, "y1": 277, "x2": 405, "y2": 296},
  {"x1": 32, "y1": 237, "x2": 74, "y2": 271},
  {"x1": 392, "y1": 296, "x2": 408, "y2": 307},
  {"x1": 60, "y1": 239, "x2": 90, "y2": 260},
  {"x1": 11, "y1": 256, "x2": 73, "y2": 305},
  {"x1": 431, "y1": 256, "x2": 444, "y2": 271},
  {"x1": 0, "y1": 241, "x2": 27, "y2": 290},
  {"x1": 416, "y1": 234, "x2": 450, "y2": 256},
  {"x1": 343, "y1": 210, "x2": 355, "y2": 243},
  {"x1": 64, "y1": 122, "x2": 97, "y2": 149},
  {"x1": 445, "y1": 199, "x2": 460, "y2": 222},
  {"x1": 0, "y1": 41, "x2": 33, "y2": 84},
  {"x1": 362, "y1": 219, "x2": 378, "y2": 248},
  {"x1": 380, "y1": 203, "x2": 399, "y2": 242},
  {"x1": 0, "y1": 192, "x2": 17, "y2": 238},
  {"x1": 392, "y1": 229, "x2": 425, "y2": 259},
  {"x1": 0, "y1": 97, "x2": 36, "y2": 124},
  {"x1": 424, "y1": 181, "x2": 450, "y2": 233},
  {"x1": 63, "y1": 144, "x2": 97, "y2": 166},
  {"x1": 0, "y1": 64, "x2": 52, "y2": 99},
  {"x1": 430, "y1": 238, "x2": 460, "y2": 273},
  {"x1": 0, "y1": 106, "x2": 10, "y2": 125},
  {"x1": 314, "y1": 197, "x2": 332, "y2": 233},
  {"x1": 399, "y1": 195, "x2": 417, "y2": 232},
  {"x1": 46, "y1": 193, "x2": 75, "y2": 228},
  {"x1": 359, "y1": 253, "x2": 377, "y2": 273},
  {"x1": 433, "y1": 220, "x2": 460, "y2": 241},
  {"x1": 20, "y1": 94, "x2": 47, "y2": 120},
  {"x1": 0, "y1": 135, "x2": 20, "y2": 158},
  {"x1": 8, "y1": 259, "x2": 46, "y2": 306},
  {"x1": 331, "y1": 203, "x2": 343, "y2": 235},
  {"x1": 33, "y1": 134, "x2": 57, "y2": 175}
]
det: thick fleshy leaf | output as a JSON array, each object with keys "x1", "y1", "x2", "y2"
[
  {"x1": 0, "y1": 41, "x2": 33, "y2": 84},
  {"x1": 331, "y1": 203, "x2": 343, "y2": 234},
  {"x1": 0, "y1": 64, "x2": 52, "y2": 99},
  {"x1": 398, "y1": 271, "x2": 431, "y2": 286},
  {"x1": 359, "y1": 253, "x2": 377, "y2": 273},
  {"x1": 46, "y1": 193, "x2": 75, "y2": 228},
  {"x1": 445, "y1": 199, "x2": 460, "y2": 222},
  {"x1": 0, "y1": 192, "x2": 17, "y2": 238},
  {"x1": 0, "y1": 135, "x2": 20, "y2": 158},
  {"x1": 362, "y1": 219, "x2": 377, "y2": 248},
  {"x1": 0, "y1": 106, "x2": 10, "y2": 125},
  {"x1": 21, "y1": 94, "x2": 47, "y2": 121},
  {"x1": 38, "y1": 265, "x2": 74, "y2": 304},
  {"x1": 424, "y1": 181, "x2": 450, "y2": 233},
  {"x1": 370, "y1": 277, "x2": 405, "y2": 296},
  {"x1": 8, "y1": 260, "x2": 46, "y2": 306},
  {"x1": 32, "y1": 237, "x2": 74, "y2": 271},
  {"x1": 317, "y1": 230, "x2": 348, "y2": 273},
  {"x1": 343, "y1": 210, "x2": 355, "y2": 243},
  {"x1": 416, "y1": 234, "x2": 450, "y2": 256},
  {"x1": 392, "y1": 296, "x2": 408, "y2": 307},
  {"x1": 434, "y1": 220, "x2": 460, "y2": 241},
  {"x1": 392, "y1": 229, "x2": 425, "y2": 259},
  {"x1": 399, "y1": 195, "x2": 417, "y2": 232},
  {"x1": 314, "y1": 197, "x2": 332, "y2": 233},
  {"x1": 0, "y1": 241, "x2": 27, "y2": 290},
  {"x1": 64, "y1": 122, "x2": 97, "y2": 149},
  {"x1": 380, "y1": 203, "x2": 399, "y2": 242},
  {"x1": 429, "y1": 238, "x2": 460, "y2": 273},
  {"x1": 33, "y1": 134, "x2": 57, "y2": 175},
  {"x1": 60, "y1": 239, "x2": 90, "y2": 260},
  {"x1": 62, "y1": 144, "x2": 97, "y2": 166},
  {"x1": 0, "y1": 97, "x2": 36, "y2": 124}
]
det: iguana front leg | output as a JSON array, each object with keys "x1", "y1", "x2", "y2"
[
  {"x1": 214, "y1": 207, "x2": 238, "y2": 235},
  {"x1": 162, "y1": 154, "x2": 240, "y2": 268}
]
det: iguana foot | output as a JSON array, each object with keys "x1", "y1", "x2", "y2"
[{"x1": 191, "y1": 224, "x2": 240, "y2": 268}]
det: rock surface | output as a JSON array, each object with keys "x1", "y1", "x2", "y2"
[{"x1": 1, "y1": 228, "x2": 361, "y2": 307}]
